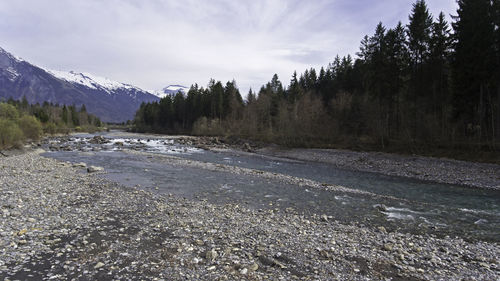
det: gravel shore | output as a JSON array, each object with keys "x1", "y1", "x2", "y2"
[
  {"x1": 0, "y1": 151, "x2": 498, "y2": 280},
  {"x1": 257, "y1": 147, "x2": 500, "y2": 190}
]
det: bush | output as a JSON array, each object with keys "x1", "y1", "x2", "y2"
[
  {"x1": 0, "y1": 119, "x2": 24, "y2": 149},
  {"x1": 43, "y1": 122, "x2": 58, "y2": 135},
  {"x1": 192, "y1": 117, "x2": 225, "y2": 136},
  {"x1": 0, "y1": 103, "x2": 20, "y2": 120},
  {"x1": 17, "y1": 115, "x2": 43, "y2": 141}
]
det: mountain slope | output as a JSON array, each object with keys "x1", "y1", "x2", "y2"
[{"x1": 0, "y1": 47, "x2": 159, "y2": 123}]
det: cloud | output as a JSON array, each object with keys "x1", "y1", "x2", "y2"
[{"x1": 0, "y1": 0, "x2": 458, "y2": 95}]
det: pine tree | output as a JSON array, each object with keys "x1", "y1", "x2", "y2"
[
  {"x1": 288, "y1": 71, "x2": 302, "y2": 103},
  {"x1": 492, "y1": 0, "x2": 500, "y2": 140},
  {"x1": 245, "y1": 89, "x2": 254, "y2": 104},
  {"x1": 452, "y1": 0, "x2": 496, "y2": 140},
  {"x1": 384, "y1": 22, "x2": 409, "y2": 137},
  {"x1": 429, "y1": 12, "x2": 452, "y2": 137},
  {"x1": 62, "y1": 105, "x2": 68, "y2": 124},
  {"x1": 407, "y1": 0, "x2": 433, "y2": 140}
]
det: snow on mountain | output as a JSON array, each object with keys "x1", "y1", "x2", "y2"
[
  {"x1": 0, "y1": 46, "x2": 24, "y2": 63},
  {"x1": 153, "y1": 85, "x2": 189, "y2": 99},
  {"x1": 4, "y1": 66, "x2": 19, "y2": 81},
  {"x1": 45, "y1": 69, "x2": 140, "y2": 95},
  {"x1": 165, "y1": 85, "x2": 188, "y2": 93},
  {"x1": 0, "y1": 47, "x2": 22, "y2": 81}
]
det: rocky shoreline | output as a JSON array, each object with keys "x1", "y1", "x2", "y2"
[
  {"x1": 247, "y1": 146, "x2": 499, "y2": 191},
  {"x1": 0, "y1": 151, "x2": 499, "y2": 280}
]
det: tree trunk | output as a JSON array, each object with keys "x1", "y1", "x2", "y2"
[
  {"x1": 479, "y1": 83, "x2": 484, "y2": 142},
  {"x1": 497, "y1": 85, "x2": 500, "y2": 142}
]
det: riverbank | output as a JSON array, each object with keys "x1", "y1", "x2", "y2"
[
  {"x1": 0, "y1": 151, "x2": 498, "y2": 280},
  {"x1": 256, "y1": 146, "x2": 500, "y2": 190}
]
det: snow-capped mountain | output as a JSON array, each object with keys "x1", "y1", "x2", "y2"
[
  {"x1": 153, "y1": 85, "x2": 189, "y2": 99},
  {"x1": 46, "y1": 70, "x2": 137, "y2": 94},
  {"x1": 0, "y1": 46, "x2": 159, "y2": 123}
]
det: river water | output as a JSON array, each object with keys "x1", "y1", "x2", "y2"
[{"x1": 42, "y1": 132, "x2": 500, "y2": 242}]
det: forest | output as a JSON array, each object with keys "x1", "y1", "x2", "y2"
[
  {"x1": 133, "y1": 0, "x2": 500, "y2": 161},
  {"x1": 0, "y1": 97, "x2": 102, "y2": 149}
]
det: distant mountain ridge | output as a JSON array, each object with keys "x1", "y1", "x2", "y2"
[{"x1": 0, "y1": 46, "x2": 160, "y2": 123}]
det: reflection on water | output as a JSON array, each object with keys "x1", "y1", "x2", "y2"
[{"x1": 42, "y1": 133, "x2": 500, "y2": 242}]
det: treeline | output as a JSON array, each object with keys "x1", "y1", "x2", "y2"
[
  {"x1": 0, "y1": 97, "x2": 102, "y2": 149},
  {"x1": 134, "y1": 0, "x2": 500, "y2": 158},
  {"x1": 134, "y1": 80, "x2": 243, "y2": 134}
]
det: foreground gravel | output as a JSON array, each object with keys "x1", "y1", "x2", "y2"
[
  {"x1": 0, "y1": 151, "x2": 498, "y2": 280},
  {"x1": 258, "y1": 147, "x2": 500, "y2": 190}
]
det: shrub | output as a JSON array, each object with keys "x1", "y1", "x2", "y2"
[
  {"x1": 43, "y1": 122, "x2": 58, "y2": 135},
  {"x1": 0, "y1": 119, "x2": 24, "y2": 148},
  {"x1": 17, "y1": 115, "x2": 43, "y2": 141},
  {"x1": 0, "y1": 103, "x2": 19, "y2": 120}
]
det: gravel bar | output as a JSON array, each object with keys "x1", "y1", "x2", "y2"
[
  {"x1": 0, "y1": 151, "x2": 498, "y2": 280},
  {"x1": 257, "y1": 147, "x2": 500, "y2": 190}
]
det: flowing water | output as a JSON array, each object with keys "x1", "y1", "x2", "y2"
[{"x1": 42, "y1": 132, "x2": 500, "y2": 242}]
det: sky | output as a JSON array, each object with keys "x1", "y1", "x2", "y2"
[{"x1": 0, "y1": 0, "x2": 458, "y2": 96}]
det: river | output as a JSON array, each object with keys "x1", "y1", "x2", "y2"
[{"x1": 42, "y1": 131, "x2": 500, "y2": 242}]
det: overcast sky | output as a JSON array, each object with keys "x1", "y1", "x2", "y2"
[{"x1": 0, "y1": 0, "x2": 458, "y2": 95}]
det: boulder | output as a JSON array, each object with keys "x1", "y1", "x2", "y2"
[
  {"x1": 73, "y1": 162, "x2": 87, "y2": 168},
  {"x1": 243, "y1": 143, "x2": 253, "y2": 152},
  {"x1": 87, "y1": 166, "x2": 104, "y2": 173},
  {"x1": 89, "y1": 136, "x2": 109, "y2": 144}
]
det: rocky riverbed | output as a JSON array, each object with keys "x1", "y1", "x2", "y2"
[
  {"x1": 42, "y1": 132, "x2": 500, "y2": 190},
  {"x1": 256, "y1": 147, "x2": 500, "y2": 190},
  {"x1": 0, "y1": 151, "x2": 499, "y2": 280}
]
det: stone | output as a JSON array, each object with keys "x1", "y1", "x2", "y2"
[
  {"x1": 94, "y1": 262, "x2": 105, "y2": 269},
  {"x1": 249, "y1": 263, "x2": 259, "y2": 271},
  {"x1": 243, "y1": 143, "x2": 253, "y2": 152},
  {"x1": 89, "y1": 136, "x2": 109, "y2": 144},
  {"x1": 206, "y1": 249, "x2": 218, "y2": 263},
  {"x1": 383, "y1": 243, "x2": 393, "y2": 251},
  {"x1": 87, "y1": 166, "x2": 104, "y2": 173},
  {"x1": 375, "y1": 204, "x2": 388, "y2": 212},
  {"x1": 377, "y1": 226, "x2": 387, "y2": 233},
  {"x1": 73, "y1": 162, "x2": 87, "y2": 168},
  {"x1": 479, "y1": 262, "x2": 489, "y2": 269}
]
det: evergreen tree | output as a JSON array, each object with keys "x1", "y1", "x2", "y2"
[
  {"x1": 247, "y1": 88, "x2": 256, "y2": 105},
  {"x1": 62, "y1": 105, "x2": 68, "y2": 124},
  {"x1": 429, "y1": 12, "x2": 452, "y2": 136},
  {"x1": 270, "y1": 74, "x2": 284, "y2": 97},
  {"x1": 491, "y1": 0, "x2": 500, "y2": 140},
  {"x1": 384, "y1": 22, "x2": 409, "y2": 137},
  {"x1": 452, "y1": 0, "x2": 496, "y2": 139},
  {"x1": 288, "y1": 71, "x2": 302, "y2": 102},
  {"x1": 407, "y1": 0, "x2": 433, "y2": 139},
  {"x1": 70, "y1": 105, "x2": 80, "y2": 126}
]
